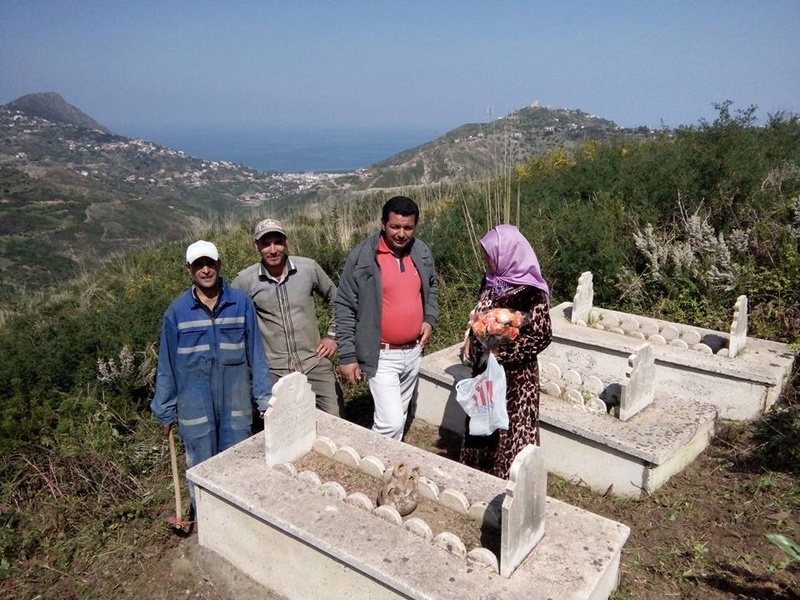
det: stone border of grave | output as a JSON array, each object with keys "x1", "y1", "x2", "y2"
[
  {"x1": 417, "y1": 342, "x2": 719, "y2": 497},
  {"x1": 540, "y1": 342, "x2": 656, "y2": 421},
  {"x1": 273, "y1": 435, "x2": 504, "y2": 573},
  {"x1": 260, "y1": 373, "x2": 547, "y2": 578},
  {"x1": 187, "y1": 373, "x2": 631, "y2": 599},
  {"x1": 570, "y1": 271, "x2": 748, "y2": 357}
]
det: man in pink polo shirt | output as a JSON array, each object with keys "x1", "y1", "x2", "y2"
[{"x1": 335, "y1": 196, "x2": 438, "y2": 440}]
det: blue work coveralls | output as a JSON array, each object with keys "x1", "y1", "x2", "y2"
[{"x1": 150, "y1": 279, "x2": 272, "y2": 476}]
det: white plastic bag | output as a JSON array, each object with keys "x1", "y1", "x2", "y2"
[{"x1": 455, "y1": 353, "x2": 509, "y2": 436}]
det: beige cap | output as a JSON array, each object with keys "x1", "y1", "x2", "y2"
[{"x1": 253, "y1": 218, "x2": 286, "y2": 240}]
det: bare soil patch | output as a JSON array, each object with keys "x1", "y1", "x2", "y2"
[{"x1": 293, "y1": 450, "x2": 500, "y2": 555}]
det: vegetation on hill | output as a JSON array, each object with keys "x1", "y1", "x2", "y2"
[
  {"x1": 0, "y1": 98, "x2": 337, "y2": 301},
  {"x1": 361, "y1": 103, "x2": 651, "y2": 187},
  {"x1": 1, "y1": 103, "x2": 798, "y2": 598}
]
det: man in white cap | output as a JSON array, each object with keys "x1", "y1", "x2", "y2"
[
  {"x1": 233, "y1": 218, "x2": 343, "y2": 416},
  {"x1": 151, "y1": 240, "x2": 272, "y2": 521}
]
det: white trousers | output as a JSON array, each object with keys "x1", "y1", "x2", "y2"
[{"x1": 368, "y1": 346, "x2": 422, "y2": 440}]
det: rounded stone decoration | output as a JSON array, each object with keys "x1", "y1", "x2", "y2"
[
  {"x1": 344, "y1": 492, "x2": 375, "y2": 511},
  {"x1": 620, "y1": 318, "x2": 640, "y2": 333},
  {"x1": 298, "y1": 470, "x2": 322, "y2": 487},
  {"x1": 374, "y1": 505, "x2": 403, "y2": 526},
  {"x1": 565, "y1": 389, "x2": 584, "y2": 405},
  {"x1": 438, "y1": 489, "x2": 469, "y2": 515},
  {"x1": 272, "y1": 462, "x2": 297, "y2": 477},
  {"x1": 404, "y1": 517, "x2": 433, "y2": 541},
  {"x1": 639, "y1": 321, "x2": 660, "y2": 336},
  {"x1": 693, "y1": 343, "x2": 714, "y2": 355},
  {"x1": 648, "y1": 334, "x2": 667, "y2": 344},
  {"x1": 333, "y1": 446, "x2": 361, "y2": 468},
  {"x1": 661, "y1": 324, "x2": 679, "y2": 341},
  {"x1": 564, "y1": 369, "x2": 582, "y2": 386},
  {"x1": 320, "y1": 481, "x2": 347, "y2": 500},
  {"x1": 541, "y1": 381, "x2": 562, "y2": 398},
  {"x1": 417, "y1": 476, "x2": 440, "y2": 501},
  {"x1": 600, "y1": 312, "x2": 620, "y2": 328},
  {"x1": 434, "y1": 531, "x2": 467, "y2": 558},
  {"x1": 312, "y1": 436, "x2": 337, "y2": 457},
  {"x1": 608, "y1": 327, "x2": 625, "y2": 335},
  {"x1": 682, "y1": 329, "x2": 702, "y2": 345},
  {"x1": 359, "y1": 455, "x2": 385, "y2": 479},
  {"x1": 467, "y1": 501, "x2": 489, "y2": 523},
  {"x1": 669, "y1": 339, "x2": 689, "y2": 349},
  {"x1": 539, "y1": 361, "x2": 561, "y2": 382},
  {"x1": 584, "y1": 375, "x2": 605, "y2": 396},
  {"x1": 467, "y1": 547, "x2": 499, "y2": 572},
  {"x1": 589, "y1": 398, "x2": 608, "y2": 413}
]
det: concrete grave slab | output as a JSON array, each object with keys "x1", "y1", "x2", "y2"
[
  {"x1": 549, "y1": 301, "x2": 795, "y2": 421},
  {"x1": 187, "y1": 410, "x2": 630, "y2": 600},
  {"x1": 417, "y1": 343, "x2": 717, "y2": 497}
]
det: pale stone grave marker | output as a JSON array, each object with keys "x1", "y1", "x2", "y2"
[
  {"x1": 570, "y1": 271, "x2": 594, "y2": 325},
  {"x1": 263, "y1": 372, "x2": 316, "y2": 466},
  {"x1": 618, "y1": 343, "x2": 656, "y2": 421},
  {"x1": 500, "y1": 444, "x2": 546, "y2": 578},
  {"x1": 728, "y1": 295, "x2": 748, "y2": 358}
]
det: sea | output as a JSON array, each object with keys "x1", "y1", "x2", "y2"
[{"x1": 133, "y1": 127, "x2": 440, "y2": 173}]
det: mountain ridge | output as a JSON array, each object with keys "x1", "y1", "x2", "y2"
[
  {"x1": 4, "y1": 92, "x2": 112, "y2": 133},
  {"x1": 0, "y1": 92, "x2": 650, "y2": 300}
]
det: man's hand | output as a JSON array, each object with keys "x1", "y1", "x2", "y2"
[
  {"x1": 162, "y1": 422, "x2": 174, "y2": 437},
  {"x1": 316, "y1": 337, "x2": 337, "y2": 359},
  {"x1": 339, "y1": 362, "x2": 362, "y2": 385},
  {"x1": 418, "y1": 322, "x2": 433, "y2": 349}
]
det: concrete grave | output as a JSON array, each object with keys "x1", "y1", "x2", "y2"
[
  {"x1": 552, "y1": 273, "x2": 795, "y2": 420},
  {"x1": 417, "y1": 343, "x2": 717, "y2": 497},
  {"x1": 188, "y1": 372, "x2": 630, "y2": 599}
]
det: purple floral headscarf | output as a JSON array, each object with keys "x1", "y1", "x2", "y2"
[{"x1": 480, "y1": 224, "x2": 549, "y2": 298}]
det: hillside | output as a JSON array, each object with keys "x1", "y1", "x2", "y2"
[
  {"x1": 0, "y1": 105, "x2": 798, "y2": 599},
  {"x1": 0, "y1": 93, "x2": 353, "y2": 300},
  {"x1": 355, "y1": 103, "x2": 652, "y2": 187},
  {"x1": 1, "y1": 94, "x2": 662, "y2": 301},
  {"x1": 5, "y1": 92, "x2": 111, "y2": 133}
]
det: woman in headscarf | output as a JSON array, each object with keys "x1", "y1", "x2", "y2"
[{"x1": 460, "y1": 224, "x2": 552, "y2": 478}]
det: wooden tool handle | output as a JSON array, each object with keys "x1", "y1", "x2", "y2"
[{"x1": 168, "y1": 429, "x2": 183, "y2": 519}]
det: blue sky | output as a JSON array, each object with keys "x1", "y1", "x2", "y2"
[{"x1": 2, "y1": 1, "x2": 798, "y2": 139}]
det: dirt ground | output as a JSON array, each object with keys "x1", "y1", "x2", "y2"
[{"x1": 7, "y1": 416, "x2": 798, "y2": 599}]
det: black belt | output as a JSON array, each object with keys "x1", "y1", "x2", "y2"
[{"x1": 379, "y1": 342, "x2": 417, "y2": 350}]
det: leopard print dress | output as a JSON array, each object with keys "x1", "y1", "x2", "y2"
[{"x1": 459, "y1": 284, "x2": 552, "y2": 479}]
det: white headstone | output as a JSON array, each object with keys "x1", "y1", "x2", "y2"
[
  {"x1": 728, "y1": 295, "x2": 748, "y2": 358},
  {"x1": 570, "y1": 271, "x2": 594, "y2": 325},
  {"x1": 263, "y1": 372, "x2": 317, "y2": 467},
  {"x1": 500, "y1": 445, "x2": 546, "y2": 578},
  {"x1": 618, "y1": 343, "x2": 656, "y2": 421}
]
